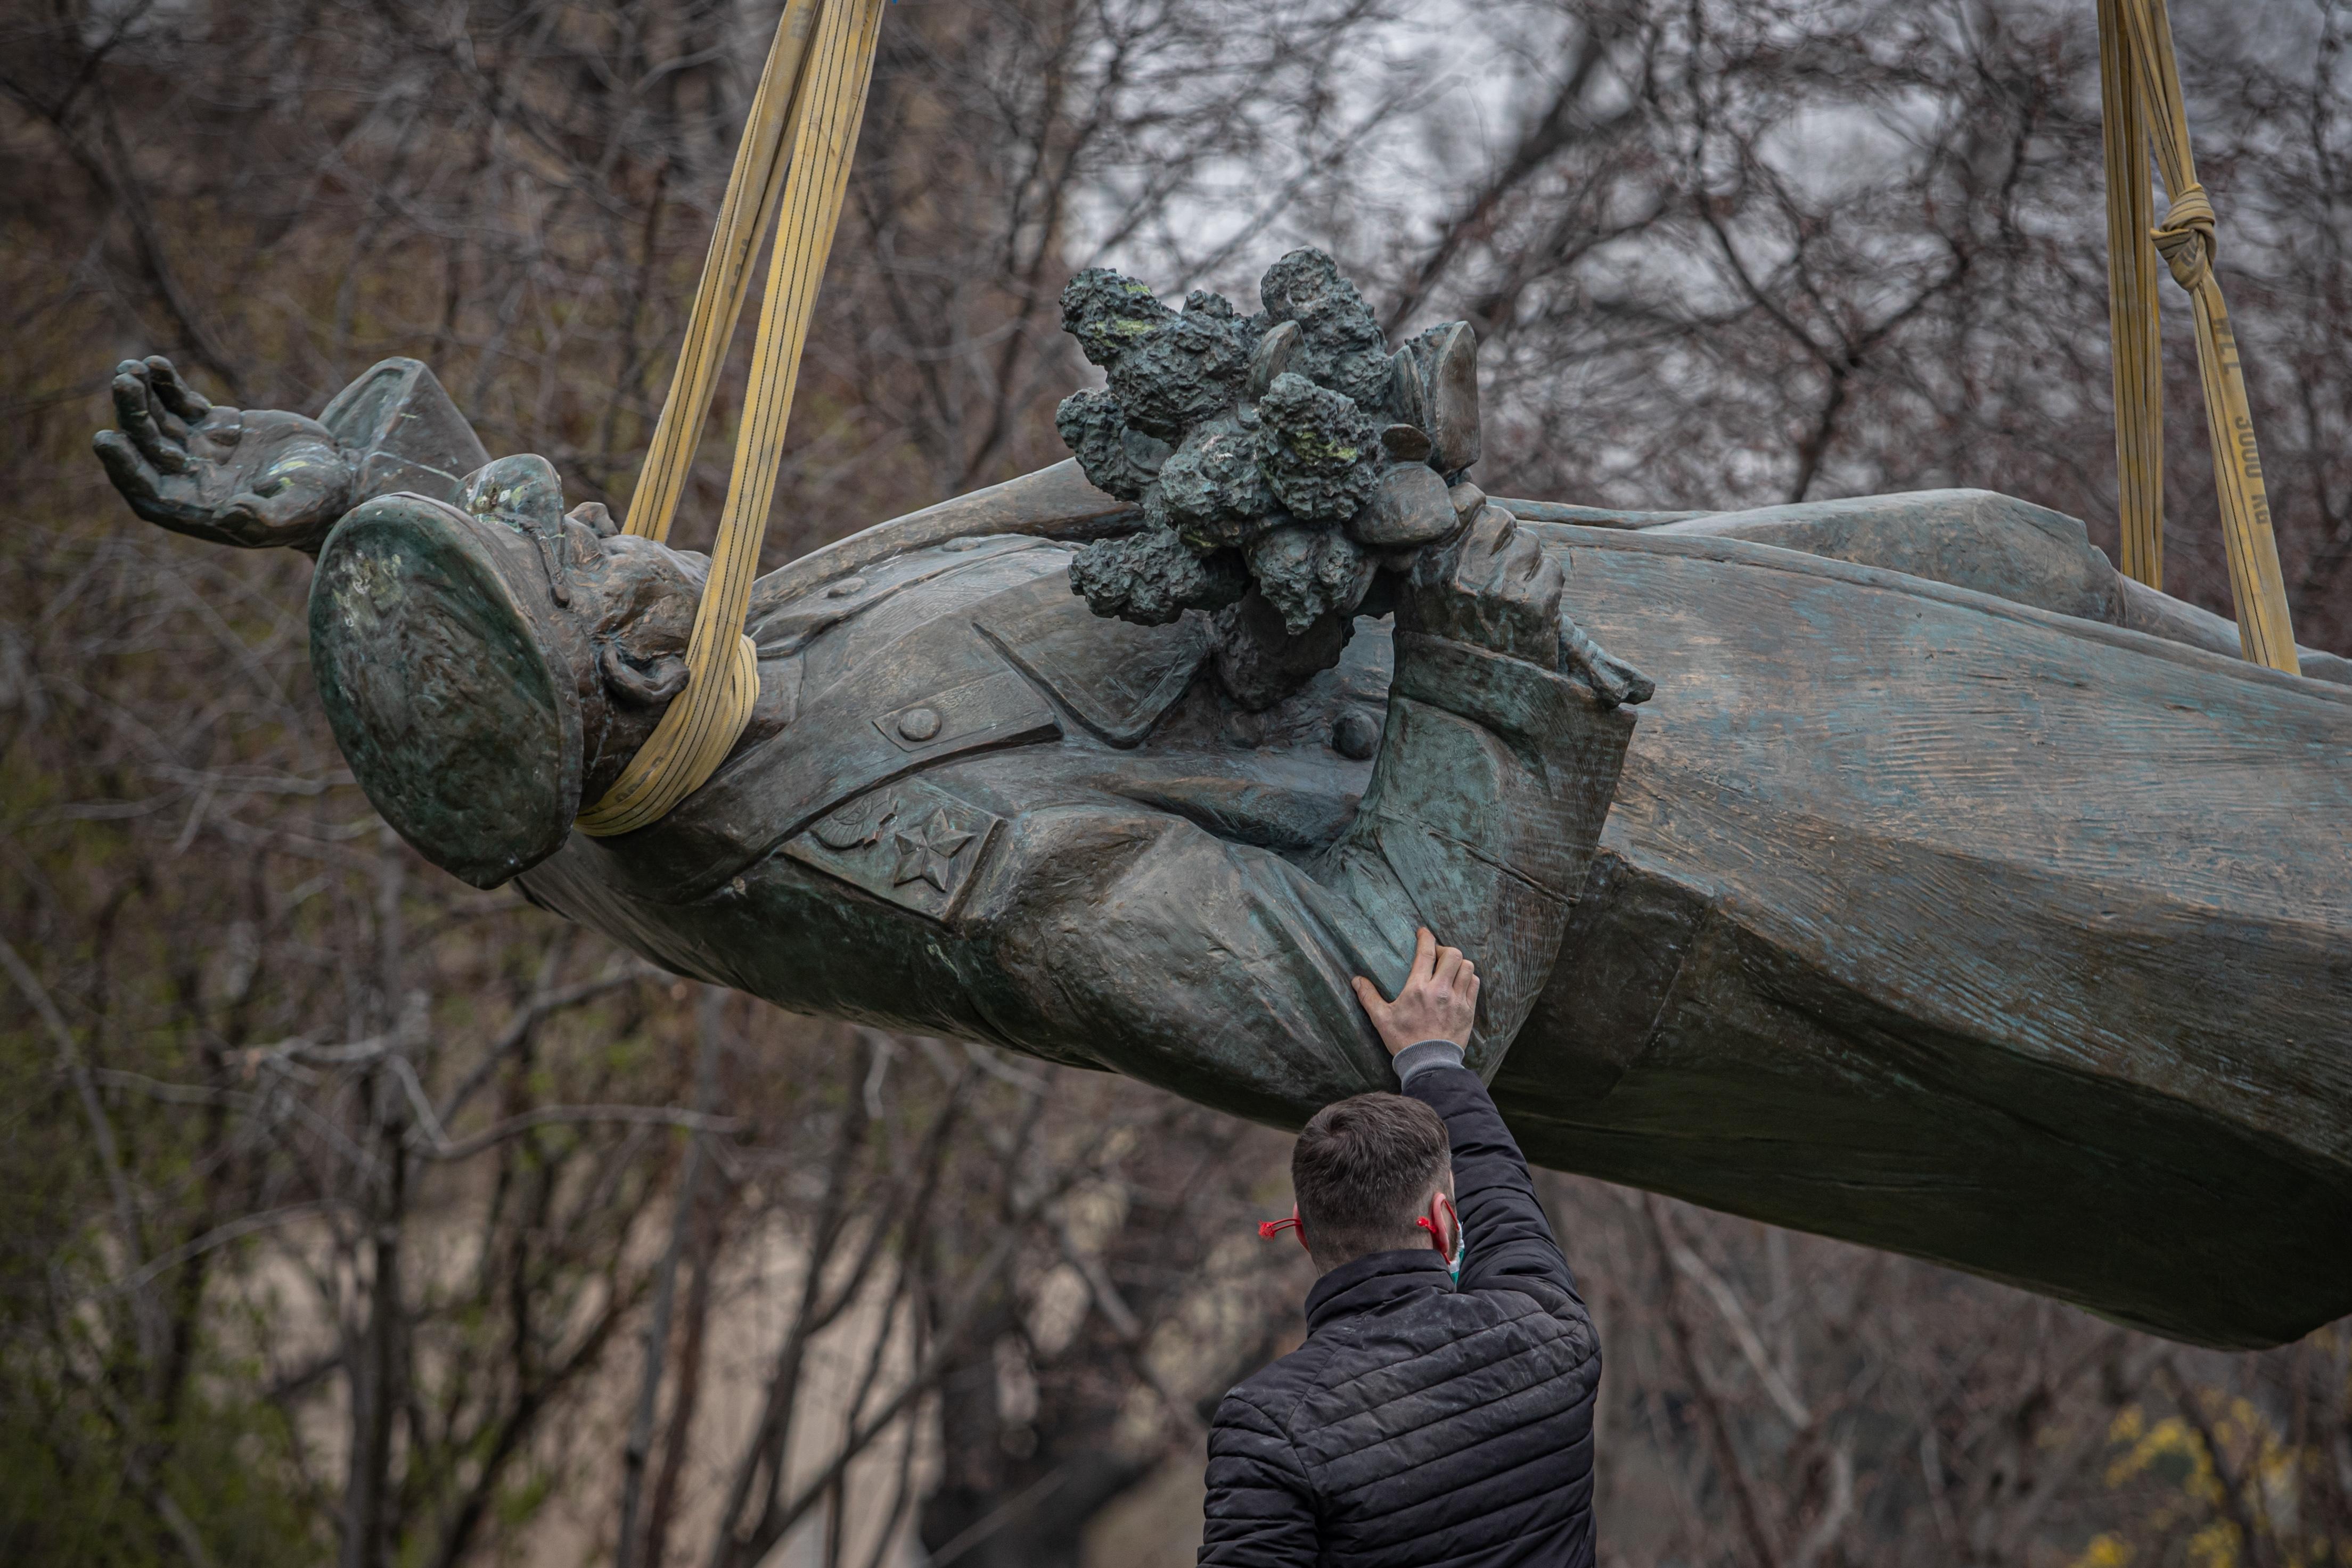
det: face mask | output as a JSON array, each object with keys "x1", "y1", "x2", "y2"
[
  {"x1": 1259, "y1": 1206, "x2": 1308, "y2": 1251},
  {"x1": 1256, "y1": 1197, "x2": 1463, "y2": 1278}
]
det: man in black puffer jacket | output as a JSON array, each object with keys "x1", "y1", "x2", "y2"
[{"x1": 1201, "y1": 927, "x2": 1600, "y2": 1566}]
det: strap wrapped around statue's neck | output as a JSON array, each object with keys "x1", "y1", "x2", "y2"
[{"x1": 577, "y1": 0, "x2": 887, "y2": 838}]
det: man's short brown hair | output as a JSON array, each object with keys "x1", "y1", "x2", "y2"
[{"x1": 1292, "y1": 1093, "x2": 1452, "y2": 1271}]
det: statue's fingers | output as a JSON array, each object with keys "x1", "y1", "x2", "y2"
[
  {"x1": 143, "y1": 357, "x2": 212, "y2": 422},
  {"x1": 109, "y1": 366, "x2": 155, "y2": 438},
  {"x1": 113, "y1": 371, "x2": 191, "y2": 474},
  {"x1": 1608, "y1": 655, "x2": 1656, "y2": 707},
  {"x1": 1465, "y1": 537, "x2": 1512, "y2": 597},
  {"x1": 1558, "y1": 612, "x2": 1654, "y2": 707},
  {"x1": 1558, "y1": 614, "x2": 1624, "y2": 703},
  {"x1": 93, "y1": 429, "x2": 164, "y2": 505},
  {"x1": 226, "y1": 484, "x2": 323, "y2": 538},
  {"x1": 1475, "y1": 520, "x2": 1543, "y2": 597},
  {"x1": 95, "y1": 431, "x2": 209, "y2": 531}
]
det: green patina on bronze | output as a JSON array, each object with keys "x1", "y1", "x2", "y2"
[
  {"x1": 311, "y1": 495, "x2": 582, "y2": 888},
  {"x1": 88, "y1": 248, "x2": 2352, "y2": 1350}
]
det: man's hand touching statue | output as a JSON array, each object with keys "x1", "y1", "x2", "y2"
[
  {"x1": 1352, "y1": 928, "x2": 1480, "y2": 1057},
  {"x1": 94, "y1": 357, "x2": 353, "y2": 554}
]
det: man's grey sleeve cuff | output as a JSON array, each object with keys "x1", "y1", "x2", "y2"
[{"x1": 1394, "y1": 1039, "x2": 1466, "y2": 1086}]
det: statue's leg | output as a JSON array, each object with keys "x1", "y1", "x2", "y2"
[
  {"x1": 1639, "y1": 489, "x2": 2124, "y2": 619},
  {"x1": 1606, "y1": 488, "x2": 2347, "y2": 682}
]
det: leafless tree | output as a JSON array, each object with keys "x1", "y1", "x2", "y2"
[
  {"x1": 5, "y1": 1, "x2": 2350, "y2": 1565},
  {"x1": 1356, "y1": 0, "x2": 2352, "y2": 650}
]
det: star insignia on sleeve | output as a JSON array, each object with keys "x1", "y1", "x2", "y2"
[{"x1": 891, "y1": 807, "x2": 976, "y2": 892}]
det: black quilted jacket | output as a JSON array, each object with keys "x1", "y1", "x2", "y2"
[{"x1": 1199, "y1": 1064, "x2": 1601, "y2": 1566}]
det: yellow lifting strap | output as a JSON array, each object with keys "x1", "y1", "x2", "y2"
[
  {"x1": 2097, "y1": 0, "x2": 2300, "y2": 671},
  {"x1": 577, "y1": 0, "x2": 888, "y2": 835}
]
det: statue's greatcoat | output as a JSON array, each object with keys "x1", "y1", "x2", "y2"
[
  {"x1": 507, "y1": 502, "x2": 2352, "y2": 1351},
  {"x1": 515, "y1": 531, "x2": 1629, "y2": 1129},
  {"x1": 94, "y1": 355, "x2": 2352, "y2": 1348}
]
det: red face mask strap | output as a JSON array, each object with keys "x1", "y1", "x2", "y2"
[
  {"x1": 1417, "y1": 1195, "x2": 1462, "y2": 1264},
  {"x1": 1257, "y1": 1206, "x2": 1309, "y2": 1251}
]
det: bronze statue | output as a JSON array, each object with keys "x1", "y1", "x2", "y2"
[{"x1": 92, "y1": 249, "x2": 2352, "y2": 1351}]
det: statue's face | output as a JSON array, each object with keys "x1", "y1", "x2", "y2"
[
  {"x1": 312, "y1": 464, "x2": 729, "y2": 885},
  {"x1": 458, "y1": 456, "x2": 704, "y2": 719},
  {"x1": 455, "y1": 455, "x2": 714, "y2": 800},
  {"x1": 563, "y1": 529, "x2": 701, "y2": 710}
]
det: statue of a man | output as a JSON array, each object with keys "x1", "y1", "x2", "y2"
[
  {"x1": 95, "y1": 351, "x2": 1635, "y2": 1128},
  {"x1": 93, "y1": 309, "x2": 2352, "y2": 1351}
]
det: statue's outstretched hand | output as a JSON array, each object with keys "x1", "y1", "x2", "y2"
[
  {"x1": 1408, "y1": 504, "x2": 1653, "y2": 708},
  {"x1": 93, "y1": 357, "x2": 353, "y2": 552}
]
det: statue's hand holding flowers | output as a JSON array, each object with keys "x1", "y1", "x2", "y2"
[{"x1": 1054, "y1": 248, "x2": 1649, "y2": 709}]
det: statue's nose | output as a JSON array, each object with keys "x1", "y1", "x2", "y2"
[{"x1": 461, "y1": 454, "x2": 575, "y2": 606}]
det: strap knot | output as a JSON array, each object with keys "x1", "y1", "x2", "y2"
[{"x1": 2152, "y1": 183, "x2": 2217, "y2": 290}]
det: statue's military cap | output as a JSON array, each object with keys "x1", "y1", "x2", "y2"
[{"x1": 308, "y1": 487, "x2": 587, "y2": 889}]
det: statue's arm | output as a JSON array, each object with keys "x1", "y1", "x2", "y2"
[
  {"x1": 94, "y1": 356, "x2": 488, "y2": 556},
  {"x1": 976, "y1": 511, "x2": 1635, "y2": 1123}
]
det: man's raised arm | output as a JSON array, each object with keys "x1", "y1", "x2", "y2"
[
  {"x1": 973, "y1": 504, "x2": 1641, "y2": 1127},
  {"x1": 1356, "y1": 929, "x2": 1580, "y2": 1302}
]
